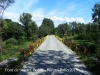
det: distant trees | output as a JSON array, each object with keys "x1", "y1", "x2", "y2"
[
  {"x1": 39, "y1": 25, "x2": 49, "y2": 37},
  {"x1": 3, "y1": 19, "x2": 24, "y2": 40},
  {"x1": 57, "y1": 22, "x2": 70, "y2": 37},
  {"x1": 39, "y1": 18, "x2": 54, "y2": 37}
]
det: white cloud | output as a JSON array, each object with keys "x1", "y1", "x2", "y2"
[
  {"x1": 4, "y1": 12, "x2": 20, "y2": 22},
  {"x1": 31, "y1": 8, "x2": 45, "y2": 26},
  {"x1": 32, "y1": 14, "x2": 44, "y2": 26},
  {"x1": 50, "y1": 16, "x2": 85, "y2": 27},
  {"x1": 3, "y1": 12, "x2": 84, "y2": 27},
  {"x1": 4, "y1": 11, "x2": 44, "y2": 26}
]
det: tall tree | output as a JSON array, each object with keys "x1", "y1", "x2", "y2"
[
  {"x1": 28, "y1": 21, "x2": 38, "y2": 41},
  {"x1": 92, "y1": 2, "x2": 100, "y2": 26},
  {"x1": 41, "y1": 18, "x2": 54, "y2": 34},
  {"x1": 29, "y1": 21, "x2": 38, "y2": 34},
  {"x1": 0, "y1": 0, "x2": 14, "y2": 55},
  {"x1": 92, "y1": 2, "x2": 100, "y2": 58},
  {"x1": 19, "y1": 12, "x2": 32, "y2": 40}
]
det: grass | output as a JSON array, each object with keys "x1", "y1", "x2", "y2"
[
  {"x1": 72, "y1": 40, "x2": 94, "y2": 44},
  {"x1": 0, "y1": 41, "x2": 34, "y2": 75},
  {"x1": 64, "y1": 35, "x2": 75, "y2": 40},
  {"x1": 0, "y1": 36, "x2": 46, "y2": 75},
  {"x1": 1, "y1": 41, "x2": 33, "y2": 61},
  {"x1": 3, "y1": 40, "x2": 33, "y2": 49}
]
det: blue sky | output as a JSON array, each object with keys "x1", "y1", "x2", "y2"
[{"x1": 4, "y1": 0, "x2": 100, "y2": 26}]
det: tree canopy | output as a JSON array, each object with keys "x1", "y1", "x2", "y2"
[
  {"x1": 19, "y1": 12, "x2": 32, "y2": 40},
  {"x1": 92, "y1": 2, "x2": 100, "y2": 25}
]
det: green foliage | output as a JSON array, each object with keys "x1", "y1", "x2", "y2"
[
  {"x1": 19, "y1": 13, "x2": 32, "y2": 26},
  {"x1": 75, "y1": 33, "x2": 86, "y2": 40},
  {"x1": 3, "y1": 19, "x2": 25, "y2": 40},
  {"x1": 29, "y1": 21, "x2": 38, "y2": 34},
  {"x1": 74, "y1": 33, "x2": 96, "y2": 42},
  {"x1": 0, "y1": 56, "x2": 2, "y2": 62},
  {"x1": 0, "y1": 20, "x2": 7, "y2": 29},
  {"x1": 92, "y1": 2, "x2": 100, "y2": 25},
  {"x1": 57, "y1": 22, "x2": 71, "y2": 37},
  {"x1": 29, "y1": 34, "x2": 38, "y2": 42},
  {"x1": 19, "y1": 12, "x2": 32, "y2": 40},
  {"x1": 17, "y1": 38, "x2": 26, "y2": 45},
  {"x1": 39, "y1": 25, "x2": 49, "y2": 37},
  {"x1": 88, "y1": 44, "x2": 96, "y2": 54},
  {"x1": 6, "y1": 38, "x2": 18, "y2": 45},
  {"x1": 39, "y1": 18, "x2": 54, "y2": 37}
]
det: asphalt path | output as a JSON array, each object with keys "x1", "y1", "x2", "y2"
[{"x1": 17, "y1": 35, "x2": 93, "y2": 75}]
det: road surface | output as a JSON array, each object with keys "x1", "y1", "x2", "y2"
[{"x1": 17, "y1": 35, "x2": 93, "y2": 75}]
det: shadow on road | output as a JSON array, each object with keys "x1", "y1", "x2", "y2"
[{"x1": 18, "y1": 50, "x2": 92, "y2": 75}]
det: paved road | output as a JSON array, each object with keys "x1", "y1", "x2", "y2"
[{"x1": 17, "y1": 35, "x2": 93, "y2": 75}]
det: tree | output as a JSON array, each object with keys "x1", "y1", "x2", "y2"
[
  {"x1": 92, "y1": 2, "x2": 100, "y2": 25},
  {"x1": 39, "y1": 25, "x2": 49, "y2": 37},
  {"x1": 28, "y1": 21, "x2": 38, "y2": 41},
  {"x1": 57, "y1": 22, "x2": 71, "y2": 37},
  {"x1": 0, "y1": 0, "x2": 15, "y2": 19},
  {"x1": 29, "y1": 21, "x2": 38, "y2": 35},
  {"x1": 41, "y1": 18, "x2": 54, "y2": 34},
  {"x1": 92, "y1": 2, "x2": 100, "y2": 59},
  {"x1": 2, "y1": 19, "x2": 24, "y2": 40},
  {"x1": 19, "y1": 12, "x2": 32, "y2": 40},
  {"x1": 0, "y1": 0, "x2": 14, "y2": 55}
]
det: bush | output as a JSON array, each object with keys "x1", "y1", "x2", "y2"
[
  {"x1": 75, "y1": 33, "x2": 86, "y2": 40},
  {"x1": 29, "y1": 35, "x2": 38, "y2": 42},
  {"x1": 88, "y1": 44, "x2": 96, "y2": 54},
  {"x1": 6, "y1": 38, "x2": 18, "y2": 45},
  {"x1": 0, "y1": 56, "x2": 3, "y2": 62},
  {"x1": 17, "y1": 38, "x2": 26, "y2": 45},
  {"x1": 74, "y1": 33, "x2": 96, "y2": 42}
]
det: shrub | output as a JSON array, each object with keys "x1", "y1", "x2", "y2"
[
  {"x1": 29, "y1": 35, "x2": 38, "y2": 42},
  {"x1": 17, "y1": 38, "x2": 26, "y2": 45},
  {"x1": 0, "y1": 56, "x2": 3, "y2": 62},
  {"x1": 88, "y1": 44, "x2": 96, "y2": 54},
  {"x1": 6, "y1": 38, "x2": 18, "y2": 45},
  {"x1": 75, "y1": 33, "x2": 86, "y2": 40}
]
